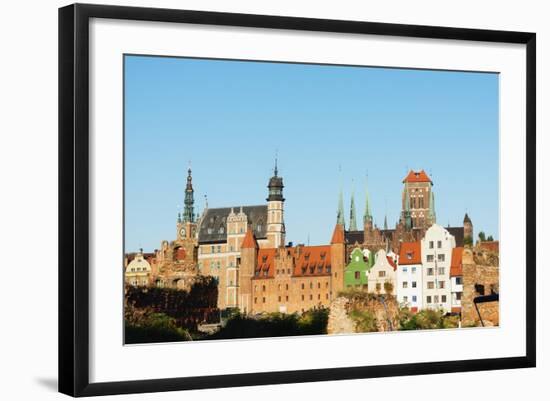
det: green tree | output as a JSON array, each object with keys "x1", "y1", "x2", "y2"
[
  {"x1": 487, "y1": 235, "x2": 494, "y2": 241},
  {"x1": 478, "y1": 231, "x2": 486, "y2": 242}
]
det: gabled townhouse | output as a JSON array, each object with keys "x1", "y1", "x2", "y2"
[
  {"x1": 397, "y1": 241, "x2": 423, "y2": 311},
  {"x1": 367, "y1": 249, "x2": 397, "y2": 295},
  {"x1": 421, "y1": 224, "x2": 455, "y2": 313}
]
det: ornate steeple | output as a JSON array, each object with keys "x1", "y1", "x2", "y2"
[
  {"x1": 363, "y1": 176, "x2": 373, "y2": 226},
  {"x1": 384, "y1": 214, "x2": 388, "y2": 230},
  {"x1": 349, "y1": 187, "x2": 358, "y2": 231},
  {"x1": 337, "y1": 187, "x2": 345, "y2": 227},
  {"x1": 182, "y1": 166, "x2": 195, "y2": 223}
]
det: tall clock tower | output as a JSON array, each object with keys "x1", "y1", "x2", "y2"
[{"x1": 177, "y1": 167, "x2": 197, "y2": 242}]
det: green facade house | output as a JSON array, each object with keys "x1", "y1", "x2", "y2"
[{"x1": 344, "y1": 247, "x2": 372, "y2": 289}]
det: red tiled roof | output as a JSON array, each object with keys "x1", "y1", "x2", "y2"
[
  {"x1": 402, "y1": 170, "x2": 432, "y2": 184},
  {"x1": 241, "y1": 228, "x2": 259, "y2": 249},
  {"x1": 253, "y1": 245, "x2": 332, "y2": 279},
  {"x1": 398, "y1": 241, "x2": 422, "y2": 265},
  {"x1": 330, "y1": 224, "x2": 345, "y2": 244},
  {"x1": 450, "y1": 247, "x2": 464, "y2": 277}
]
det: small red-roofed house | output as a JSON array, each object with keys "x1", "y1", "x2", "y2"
[
  {"x1": 450, "y1": 247, "x2": 464, "y2": 313},
  {"x1": 397, "y1": 241, "x2": 423, "y2": 311}
]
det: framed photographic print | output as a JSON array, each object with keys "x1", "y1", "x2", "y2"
[{"x1": 58, "y1": 3, "x2": 536, "y2": 397}]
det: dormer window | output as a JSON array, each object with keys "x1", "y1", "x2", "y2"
[{"x1": 407, "y1": 252, "x2": 413, "y2": 260}]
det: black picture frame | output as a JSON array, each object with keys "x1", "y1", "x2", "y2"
[{"x1": 59, "y1": 3, "x2": 536, "y2": 397}]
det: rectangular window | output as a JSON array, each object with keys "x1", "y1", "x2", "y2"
[
  {"x1": 254, "y1": 297, "x2": 257, "y2": 304},
  {"x1": 403, "y1": 266, "x2": 408, "y2": 273},
  {"x1": 317, "y1": 282, "x2": 321, "y2": 289},
  {"x1": 376, "y1": 283, "x2": 381, "y2": 291},
  {"x1": 438, "y1": 281, "x2": 445, "y2": 289},
  {"x1": 378, "y1": 271, "x2": 386, "y2": 277},
  {"x1": 278, "y1": 296, "x2": 281, "y2": 302},
  {"x1": 301, "y1": 283, "x2": 305, "y2": 290},
  {"x1": 262, "y1": 297, "x2": 266, "y2": 303},
  {"x1": 355, "y1": 271, "x2": 360, "y2": 280},
  {"x1": 309, "y1": 294, "x2": 313, "y2": 300},
  {"x1": 402, "y1": 282, "x2": 408, "y2": 288},
  {"x1": 456, "y1": 277, "x2": 463, "y2": 285},
  {"x1": 262, "y1": 285, "x2": 266, "y2": 291},
  {"x1": 427, "y1": 255, "x2": 434, "y2": 262},
  {"x1": 427, "y1": 296, "x2": 432, "y2": 303},
  {"x1": 412, "y1": 295, "x2": 417, "y2": 302},
  {"x1": 437, "y1": 240, "x2": 442, "y2": 249},
  {"x1": 286, "y1": 284, "x2": 289, "y2": 290},
  {"x1": 442, "y1": 295, "x2": 447, "y2": 303},
  {"x1": 412, "y1": 281, "x2": 417, "y2": 288},
  {"x1": 429, "y1": 241, "x2": 434, "y2": 249},
  {"x1": 434, "y1": 295, "x2": 439, "y2": 303},
  {"x1": 438, "y1": 254, "x2": 445, "y2": 262},
  {"x1": 412, "y1": 267, "x2": 417, "y2": 274},
  {"x1": 301, "y1": 295, "x2": 304, "y2": 301},
  {"x1": 438, "y1": 267, "x2": 445, "y2": 275},
  {"x1": 427, "y1": 281, "x2": 434, "y2": 289},
  {"x1": 456, "y1": 292, "x2": 462, "y2": 301},
  {"x1": 427, "y1": 268, "x2": 434, "y2": 276},
  {"x1": 403, "y1": 296, "x2": 408, "y2": 302}
]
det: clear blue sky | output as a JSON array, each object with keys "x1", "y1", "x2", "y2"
[{"x1": 124, "y1": 55, "x2": 499, "y2": 252}]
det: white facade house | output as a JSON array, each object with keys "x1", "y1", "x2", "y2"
[
  {"x1": 397, "y1": 241, "x2": 423, "y2": 311},
  {"x1": 450, "y1": 247, "x2": 464, "y2": 313},
  {"x1": 367, "y1": 249, "x2": 397, "y2": 295},
  {"x1": 125, "y1": 251, "x2": 152, "y2": 286},
  {"x1": 421, "y1": 224, "x2": 456, "y2": 313}
]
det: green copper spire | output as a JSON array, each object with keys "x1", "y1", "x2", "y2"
[
  {"x1": 349, "y1": 189, "x2": 358, "y2": 231},
  {"x1": 404, "y1": 181, "x2": 412, "y2": 230},
  {"x1": 429, "y1": 190, "x2": 436, "y2": 223},
  {"x1": 363, "y1": 176, "x2": 373, "y2": 225},
  {"x1": 337, "y1": 187, "x2": 345, "y2": 227}
]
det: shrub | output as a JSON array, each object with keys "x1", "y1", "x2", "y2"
[
  {"x1": 349, "y1": 309, "x2": 378, "y2": 332},
  {"x1": 125, "y1": 312, "x2": 192, "y2": 344}
]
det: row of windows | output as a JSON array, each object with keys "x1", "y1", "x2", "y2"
[
  {"x1": 426, "y1": 295, "x2": 447, "y2": 303},
  {"x1": 426, "y1": 254, "x2": 445, "y2": 262},
  {"x1": 426, "y1": 267, "x2": 446, "y2": 275},
  {"x1": 428, "y1": 240, "x2": 443, "y2": 249},
  {"x1": 402, "y1": 295, "x2": 417, "y2": 303},
  {"x1": 254, "y1": 282, "x2": 330, "y2": 292},
  {"x1": 401, "y1": 266, "x2": 418, "y2": 273},
  {"x1": 402, "y1": 281, "x2": 417, "y2": 289},
  {"x1": 253, "y1": 293, "x2": 330, "y2": 304},
  {"x1": 426, "y1": 281, "x2": 446, "y2": 289},
  {"x1": 129, "y1": 267, "x2": 147, "y2": 272}
]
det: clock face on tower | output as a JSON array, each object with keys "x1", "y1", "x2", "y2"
[{"x1": 180, "y1": 227, "x2": 186, "y2": 238}]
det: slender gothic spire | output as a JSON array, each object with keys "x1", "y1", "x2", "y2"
[
  {"x1": 349, "y1": 187, "x2": 358, "y2": 231},
  {"x1": 384, "y1": 214, "x2": 388, "y2": 230},
  {"x1": 363, "y1": 176, "x2": 373, "y2": 225},
  {"x1": 182, "y1": 167, "x2": 195, "y2": 223},
  {"x1": 429, "y1": 190, "x2": 436, "y2": 223},
  {"x1": 337, "y1": 187, "x2": 345, "y2": 227}
]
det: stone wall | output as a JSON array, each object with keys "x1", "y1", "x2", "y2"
[
  {"x1": 327, "y1": 293, "x2": 400, "y2": 334},
  {"x1": 461, "y1": 247, "x2": 500, "y2": 327}
]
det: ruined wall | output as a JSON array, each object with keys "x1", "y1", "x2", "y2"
[
  {"x1": 327, "y1": 293, "x2": 400, "y2": 334},
  {"x1": 461, "y1": 247, "x2": 500, "y2": 327}
]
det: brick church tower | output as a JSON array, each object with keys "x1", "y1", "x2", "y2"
[{"x1": 401, "y1": 170, "x2": 435, "y2": 229}]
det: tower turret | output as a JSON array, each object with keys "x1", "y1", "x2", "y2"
[
  {"x1": 266, "y1": 159, "x2": 285, "y2": 248},
  {"x1": 363, "y1": 177, "x2": 373, "y2": 229},
  {"x1": 183, "y1": 167, "x2": 195, "y2": 223}
]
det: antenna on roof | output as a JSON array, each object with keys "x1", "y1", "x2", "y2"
[
  {"x1": 274, "y1": 149, "x2": 279, "y2": 176},
  {"x1": 307, "y1": 233, "x2": 310, "y2": 246}
]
